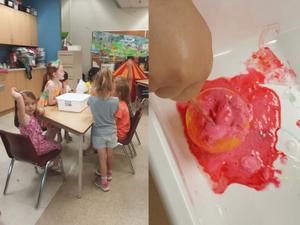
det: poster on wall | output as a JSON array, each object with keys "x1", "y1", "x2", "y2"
[{"x1": 91, "y1": 31, "x2": 149, "y2": 66}]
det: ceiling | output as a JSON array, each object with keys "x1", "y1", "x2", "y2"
[{"x1": 115, "y1": 0, "x2": 148, "y2": 8}]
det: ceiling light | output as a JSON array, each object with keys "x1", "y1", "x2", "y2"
[
  {"x1": 266, "y1": 39, "x2": 278, "y2": 45},
  {"x1": 213, "y1": 50, "x2": 232, "y2": 58}
]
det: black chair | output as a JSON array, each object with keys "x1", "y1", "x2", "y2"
[
  {"x1": 117, "y1": 106, "x2": 143, "y2": 174},
  {"x1": 130, "y1": 98, "x2": 147, "y2": 145},
  {"x1": 0, "y1": 130, "x2": 65, "y2": 208},
  {"x1": 135, "y1": 81, "x2": 149, "y2": 111}
]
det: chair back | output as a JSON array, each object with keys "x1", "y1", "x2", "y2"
[
  {"x1": 0, "y1": 130, "x2": 40, "y2": 163},
  {"x1": 120, "y1": 107, "x2": 143, "y2": 145}
]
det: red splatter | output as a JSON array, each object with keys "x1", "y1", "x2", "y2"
[
  {"x1": 296, "y1": 120, "x2": 300, "y2": 128},
  {"x1": 177, "y1": 70, "x2": 284, "y2": 194},
  {"x1": 245, "y1": 47, "x2": 297, "y2": 85}
]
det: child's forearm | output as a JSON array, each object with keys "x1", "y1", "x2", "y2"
[
  {"x1": 149, "y1": 0, "x2": 213, "y2": 101},
  {"x1": 15, "y1": 95, "x2": 25, "y2": 110},
  {"x1": 11, "y1": 88, "x2": 24, "y2": 110},
  {"x1": 36, "y1": 106, "x2": 45, "y2": 115},
  {"x1": 48, "y1": 98, "x2": 57, "y2": 105},
  {"x1": 11, "y1": 89, "x2": 26, "y2": 124}
]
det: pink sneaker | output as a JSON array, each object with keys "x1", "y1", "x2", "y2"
[
  {"x1": 95, "y1": 177, "x2": 109, "y2": 192},
  {"x1": 95, "y1": 169, "x2": 112, "y2": 181}
]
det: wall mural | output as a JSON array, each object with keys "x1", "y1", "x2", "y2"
[{"x1": 91, "y1": 31, "x2": 149, "y2": 64}]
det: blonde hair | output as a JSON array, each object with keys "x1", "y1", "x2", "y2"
[
  {"x1": 115, "y1": 77, "x2": 130, "y2": 105},
  {"x1": 41, "y1": 61, "x2": 61, "y2": 91},
  {"x1": 93, "y1": 68, "x2": 114, "y2": 98}
]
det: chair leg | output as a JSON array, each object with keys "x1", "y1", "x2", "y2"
[
  {"x1": 36, "y1": 161, "x2": 51, "y2": 209},
  {"x1": 34, "y1": 166, "x2": 44, "y2": 175},
  {"x1": 34, "y1": 166, "x2": 39, "y2": 174},
  {"x1": 122, "y1": 146, "x2": 135, "y2": 175},
  {"x1": 3, "y1": 158, "x2": 15, "y2": 195},
  {"x1": 127, "y1": 144, "x2": 134, "y2": 158},
  {"x1": 134, "y1": 131, "x2": 141, "y2": 145},
  {"x1": 59, "y1": 156, "x2": 66, "y2": 181},
  {"x1": 130, "y1": 141, "x2": 137, "y2": 157}
]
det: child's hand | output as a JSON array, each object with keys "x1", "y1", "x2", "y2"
[
  {"x1": 11, "y1": 87, "x2": 22, "y2": 99},
  {"x1": 36, "y1": 106, "x2": 45, "y2": 116}
]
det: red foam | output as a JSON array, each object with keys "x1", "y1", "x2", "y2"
[{"x1": 177, "y1": 70, "x2": 284, "y2": 193}]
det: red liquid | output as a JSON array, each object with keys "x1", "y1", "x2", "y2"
[
  {"x1": 245, "y1": 47, "x2": 296, "y2": 85},
  {"x1": 177, "y1": 70, "x2": 284, "y2": 193},
  {"x1": 296, "y1": 120, "x2": 300, "y2": 128}
]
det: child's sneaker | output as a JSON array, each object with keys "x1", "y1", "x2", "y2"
[
  {"x1": 95, "y1": 169, "x2": 112, "y2": 181},
  {"x1": 48, "y1": 162, "x2": 61, "y2": 176},
  {"x1": 57, "y1": 132, "x2": 63, "y2": 143},
  {"x1": 64, "y1": 131, "x2": 72, "y2": 143},
  {"x1": 94, "y1": 177, "x2": 109, "y2": 192}
]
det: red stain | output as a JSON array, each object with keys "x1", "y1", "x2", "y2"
[
  {"x1": 296, "y1": 120, "x2": 300, "y2": 128},
  {"x1": 245, "y1": 47, "x2": 297, "y2": 85},
  {"x1": 177, "y1": 70, "x2": 285, "y2": 193}
]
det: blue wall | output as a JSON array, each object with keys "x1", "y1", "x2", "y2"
[{"x1": 23, "y1": 0, "x2": 61, "y2": 62}]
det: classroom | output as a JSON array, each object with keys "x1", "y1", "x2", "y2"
[{"x1": 0, "y1": 1, "x2": 150, "y2": 225}]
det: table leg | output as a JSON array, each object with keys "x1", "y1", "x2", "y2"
[{"x1": 77, "y1": 134, "x2": 83, "y2": 198}]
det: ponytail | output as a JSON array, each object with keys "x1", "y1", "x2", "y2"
[{"x1": 94, "y1": 69, "x2": 114, "y2": 98}]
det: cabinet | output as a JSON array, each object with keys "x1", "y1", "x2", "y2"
[
  {"x1": 0, "y1": 4, "x2": 38, "y2": 46},
  {"x1": 58, "y1": 50, "x2": 83, "y2": 89},
  {"x1": 26, "y1": 68, "x2": 44, "y2": 97},
  {"x1": 0, "y1": 5, "x2": 12, "y2": 44},
  {"x1": 0, "y1": 72, "x2": 16, "y2": 112},
  {"x1": 0, "y1": 68, "x2": 46, "y2": 113}
]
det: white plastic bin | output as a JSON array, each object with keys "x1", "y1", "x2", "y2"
[{"x1": 56, "y1": 93, "x2": 90, "y2": 112}]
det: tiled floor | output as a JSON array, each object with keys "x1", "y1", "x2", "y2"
[{"x1": 0, "y1": 107, "x2": 148, "y2": 225}]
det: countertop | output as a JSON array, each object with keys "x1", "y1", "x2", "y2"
[
  {"x1": 0, "y1": 83, "x2": 4, "y2": 92},
  {"x1": 8, "y1": 66, "x2": 46, "y2": 71},
  {"x1": 0, "y1": 67, "x2": 46, "y2": 74}
]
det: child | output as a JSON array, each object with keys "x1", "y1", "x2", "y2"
[
  {"x1": 11, "y1": 87, "x2": 61, "y2": 156},
  {"x1": 76, "y1": 67, "x2": 100, "y2": 95},
  {"x1": 38, "y1": 60, "x2": 64, "y2": 141},
  {"x1": 39, "y1": 60, "x2": 64, "y2": 106},
  {"x1": 114, "y1": 77, "x2": 131, "y2": 141},
  {"x1": 59, "y1": 71, "x2": 72, "y2": 142},
  {"x1": 88, "y1": 68, "x2": 119, "y2": 192},
  {"x1": 60, "y1": 71, "x2": 72, "y2": 93}
]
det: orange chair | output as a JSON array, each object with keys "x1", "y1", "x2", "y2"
[{"x1": 0, "y1": 130, "x2": 65, "y2": 208}]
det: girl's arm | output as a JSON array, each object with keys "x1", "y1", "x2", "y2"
[
  {"x1": 149, "y1": 0, "x2": 213, "y2": 101},
  {"x1": 47, "y1": 82, "x2": 58, "y2": 105},
  {"x1": 11, "y1": 87, "x2": 28, "y2": 125},
  {"x1": 62, "y1": 81, "x2": 68, "y2": 94},
  {"x1": 36, "y1": 106, "x2": 45, "y2": 116},
  {"x1": 115, "y1": 106, "x2": 122, "y2": 120}
]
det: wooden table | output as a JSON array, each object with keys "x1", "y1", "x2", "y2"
[
  {"x1": 42, "y1": 106, "x2": 93, "y2": 198},
  {"x1": 136, "y1": 79, "x2": 149, "y2": 87},
  {"x1": 0, "y1": 83, "x2": 4, "y2": 92}
]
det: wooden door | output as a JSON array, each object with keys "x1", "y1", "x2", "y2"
[
  {"x1": 0, "y1": 72, "x2": 16, "y2": 112},
  {"x1": 34, "y1": 69, "x2": 45, "y2": 97},
  {"x1": 15, "y1": 70, "x2": 27, "y2": 91},
  {"x1": 29, "y1": 15, "x2": 38, "y2": 46},
  {"x1": 26, "y1": 69, "x2": 45, "y2": 97},
  {"x1": 11, "y1": 11, "x2": 31, "y2": 46},
  {"x1": 0, "y1": 5, "x2": 13, "y2": 44}
]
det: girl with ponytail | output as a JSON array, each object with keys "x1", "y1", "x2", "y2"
[{"x1": 88, "y1": 68, "x2": 119, "y2": 192}]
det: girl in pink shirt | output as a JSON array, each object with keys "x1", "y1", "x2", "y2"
[{"x1": 11, "y1": 88, "x2": 61, "y2": 156}]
